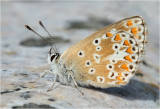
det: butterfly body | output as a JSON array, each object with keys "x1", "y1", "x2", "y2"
[
  {"x1": 47, "y1": 16, "x2": 147, "y2": 89},
  {"x1": 49, "y1": 56, "x2": 89, "y2": 87}
]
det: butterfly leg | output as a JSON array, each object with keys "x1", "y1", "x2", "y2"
[
  {"x1": 30, "y1": 70, "x2": 51, "y2": 83},
  {"x1": 70, "y1": 74, "x2": 84, "y2": 95},
  {"x1": 47, "y1": 74, "x2": 57, "y2": 92},
  {"x1": 68, "y1": 74, "x2": 71, "y2": 81}
]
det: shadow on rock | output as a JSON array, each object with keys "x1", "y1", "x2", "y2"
[
  {"x1": 67, "y1": 16, "x2": 113, "y2": 30},
  {"x1": 87, "y1": 79, "x2": 159, "y2": 101},
  {"x1": 20, "y1": 36, "x2": 70, "y2": 47}
]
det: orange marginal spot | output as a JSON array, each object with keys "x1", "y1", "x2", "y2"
[
  {"x1": 121, "y1": 64, "x2": 129, "y2": 71},
  {"x1": 127, "y1": 20, "x2": 133, "y2": 27},
  {"x1": 131, "y1": 27, "x2": 138, "y2": 34},
  {"x1": 123, "y1": 40, "x2": 131, "y2": 46},
  {"x1": 106, "y1": 32, "x2": 113, "y2": 37},
  {"x1": 124, "y1": 55, "x2": 133, "y2": 62},
  {"x1": 116, "y1": 76, "x2": 123, "y2": 82},
  {"x1": 116, "y1": 82, "x2": 121, "y2": 84},
  {"x1": 116, "y1": 82, "x2": 126, "y2": 85},
  {"x1": 126, "y1": 47, "x2": 133, "y2": 54},
  {"x1": 118, "y1": 72, "x2": 123, "y2": 77},
  {"x1": 114, "y1": 34, "x2": 122, "y2": 41}
]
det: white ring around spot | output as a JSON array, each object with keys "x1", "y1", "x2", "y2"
[
  {"x1": 77, "y1": 50, "x2": 84, "y2": 57},
  {"x1": 97, "y1": 76, "x2": 105, "y2": 83},
  {"x1": 88, "y1": 68, "x2": 96, "y2": 74}
]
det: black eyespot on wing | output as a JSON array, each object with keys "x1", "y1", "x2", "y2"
[
  {"x1": 111, "y1": 72, "x2": 114, "y2": 77},
  {"x1": 95, "y1": 40, "x2": 98, "y2": 43},
  {"x1": 109, "y1": 65, "x2": 112, "y2": 68},
  {"x1": 129, "y1": 65, "x2": 133, "y2": 70},
  {"x1": 132, "y1": 47, "x2": 136, "y2": 51},
  {"x1": 129, "y1": 40, "x2": 133, "y2": 44},
  {"x1": 91, "y1": 69, "x2": 94, "y2": 72},
  {"x1": 79, "y1": 52, "x2": 82, "y2": 55},
  {"x1": 131, "y1": 56, "x2": 135, "y2": 59}
]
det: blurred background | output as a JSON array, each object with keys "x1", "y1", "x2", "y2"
[{"x1": 1, "y1": 1, "x2": 159, "y2": 108}]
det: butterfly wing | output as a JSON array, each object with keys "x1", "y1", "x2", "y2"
[{"x1": 60, "y1": 16, "x2": 147, "y2": 88}]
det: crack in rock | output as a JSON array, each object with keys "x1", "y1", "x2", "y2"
[
  {"x1": 12, "y1": 103, "x2": 56, "y2": 109},
  {"x1": 1, "y1": 88, "x2": 21, "y2": 94},
  {"x1": 48, "y1": 98, "x2": 55, "y2": 102}
]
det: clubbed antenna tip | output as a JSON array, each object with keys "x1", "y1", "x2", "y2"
[
  {"x1": 25, "y1": 24, "x2": 54, "y2": 52},
  {"x1": 39, "y1": 21, "x2": 44, "y2": 27},
  {"x1": 38, "y1": 21, "x2": 57, "y2": 52},
  {"x1": 25, "y1": 25, "x2": 32, "y2": 30}
]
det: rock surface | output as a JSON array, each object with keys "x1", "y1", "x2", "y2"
[{"x1": 1, "y1": 1, "x2": 159, "y2": 108}]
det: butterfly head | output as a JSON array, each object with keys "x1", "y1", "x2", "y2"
[{"x1": 48, "y1": 48, "x2": 60, "y2": 64}]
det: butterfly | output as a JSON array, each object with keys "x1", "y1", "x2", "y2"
[{"x1": 25, "y1": 16, "x2": 147, "y2": 94}]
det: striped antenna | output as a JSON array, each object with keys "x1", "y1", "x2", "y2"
[{"x1": 39, "y1": 21, "x2": 57, "y2": 53}]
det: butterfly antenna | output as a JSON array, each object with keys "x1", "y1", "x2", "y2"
[
  {"x1": 25, "y1": 25, "x2": 55, "y2": 52},
  {"x1": 39, "y1": 21, "x2": 57, "y2": 52}
]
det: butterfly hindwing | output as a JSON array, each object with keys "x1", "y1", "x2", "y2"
[{"x1": 60, "y1": 16, "x2": 147, "y2": 88}]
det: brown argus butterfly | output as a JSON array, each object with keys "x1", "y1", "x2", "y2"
[{"x1": 25, "y1": 16, "x2": 147, "y2": 94}]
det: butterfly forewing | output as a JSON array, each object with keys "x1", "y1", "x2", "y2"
[{"x1": 60, "y1": 16, "x2": 147, "y2": 88}]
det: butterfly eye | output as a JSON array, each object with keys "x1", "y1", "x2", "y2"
[
  {"x1": 50, "y1": 54, "x2": 56, "y2": 62},
  {"x1": 50, "y1": 53, "x2": 60, "y2": 62}
]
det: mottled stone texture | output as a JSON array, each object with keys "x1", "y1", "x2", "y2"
[{"x1": 1, "y1": 1, "x2": 159, "y2": 109}]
